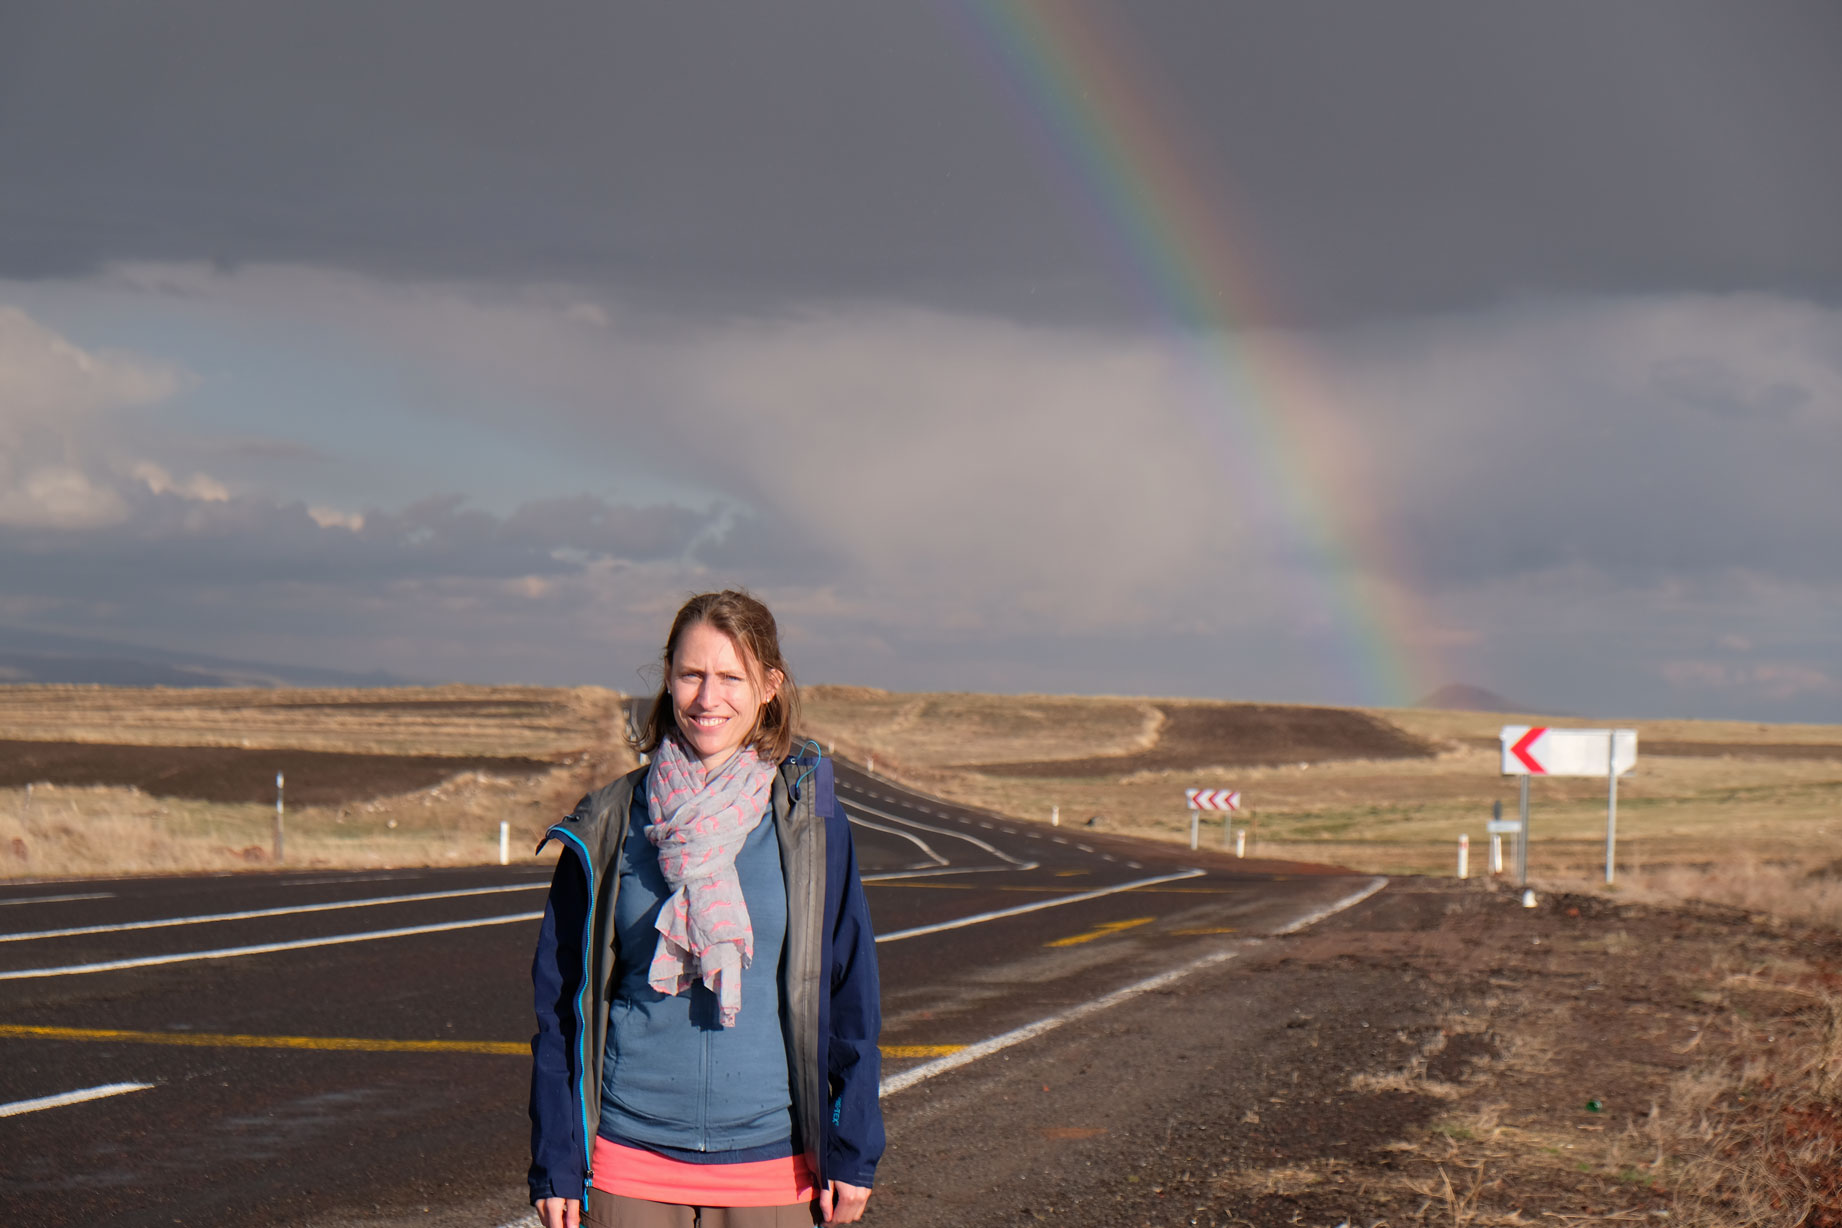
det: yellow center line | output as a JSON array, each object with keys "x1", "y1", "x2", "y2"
[
  {"x1": 0, "y1": 1023, "x2": 525, "y2": 1055},
  {"x1": 881, "y1": 1044, "x2": 966, "y2": 1058},
  {"x1": 1045, "y1": 916, "x2": 1155, "y2": 948},
  {"x1": 2, "y1": 1023, "x2": 969, "y2": 1062}
]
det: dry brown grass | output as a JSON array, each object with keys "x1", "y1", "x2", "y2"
[
  {"x1": 1293, "y1": 887, "x2": 1842, "y2": 1227},
  {"x1": 0, "y1": 683, "x2": 618, "y2": 756}
]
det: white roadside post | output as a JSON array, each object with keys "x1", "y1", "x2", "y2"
[
  {"x1": 1501, "y1": 726, "x2": 1638, "y2": 888},
  {"x1": 1184, "y1": 789, "x2": 1241, "y2": 852},
  {"x1": 499, "y1": 821, "x2": 510, "y2": 866},
  {"x1": 1051, "y1": 805, "x2": 1059, "y2": 828},
  {"x1": 273, "y1": 771, "x2": 285, "y2": 864},
  {"x1": 1457, "y1": 834, "x2": 1469, "y2": 879},
  {"x1": 1234, "y1": 829, "x2": 1246, "y2": 858}
]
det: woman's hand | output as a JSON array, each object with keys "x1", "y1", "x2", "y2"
[
  {"x1": 535, "y1": 1196, "x2": 580, "y2": 1228},
  {"x1": 819, "y1": 1180, "x2": 871, "y2": 1224}
]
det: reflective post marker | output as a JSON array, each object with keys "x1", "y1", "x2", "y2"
[
  {"x1": 499, "y1": 821, "x2": 510, "y2": 866},
  {"x1": 1606, "y1": 734, "x2": 1619, "y2": 885},
  {"x1": 274, "y1": 772, "x2": 286, "y2": 864}
]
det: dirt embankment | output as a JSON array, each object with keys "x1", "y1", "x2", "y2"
[
  {"x1": 0, "y1": 740, "x2": 561, "y2": 806},
  {"x1": 968, "y1": 702, "x2": 1437, "y2": 777}
]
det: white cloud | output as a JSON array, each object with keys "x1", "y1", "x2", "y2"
[
  {"x1": 0, "y1": 465, "x2": 129, "y2": 529},
  {"x1": 0, "y1": 304, "x2": 182, "y2": 427},
  {"x1": 132, "y1": 462, "x2": 230, "y2": 503},
  {"x1": 307, "y1": 505, "x2": 365, "y2": 531}
]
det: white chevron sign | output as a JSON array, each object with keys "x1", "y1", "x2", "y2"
[{"x1": 1185, "y1": 788, "x2": 1240, "y2": 811}]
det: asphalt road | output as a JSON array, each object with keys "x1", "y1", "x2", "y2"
[{"x1": 0, "y1": 761, "x2": 1379, "y2": 1227}]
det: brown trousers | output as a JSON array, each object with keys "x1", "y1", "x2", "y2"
[{"x1": 582, "y1": 1187, "x2": 818, "y2": 1228}]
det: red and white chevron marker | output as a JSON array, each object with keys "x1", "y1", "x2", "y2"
[
  {"x1": 1185, "y1": 788, "x2": 1241, "y2": 811},
  {"x1": 1499, "y1": 727, "x2": 1638, "y2": 777}
]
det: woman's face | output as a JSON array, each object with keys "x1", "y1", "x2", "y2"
[{"x1": 668, "y1": 621, "x2": 779, "y2": 771}]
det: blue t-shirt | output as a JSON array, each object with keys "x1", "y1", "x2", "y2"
[{"x1": 598, "y1": 787, "x2": 797, "y2": 1157}]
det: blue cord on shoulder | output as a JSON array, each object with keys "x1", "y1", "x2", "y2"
[{"x1": 792, "y1": 738, "x2": 823, "y2": 801}]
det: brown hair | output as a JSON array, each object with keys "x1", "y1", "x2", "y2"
[{"x1": 635, "y1": 589, "x2": 802, "y2": 763}]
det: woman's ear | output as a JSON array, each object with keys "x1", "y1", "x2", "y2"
[{"x1": 762, "y1": 668, "x2": 783, "y2": 703}]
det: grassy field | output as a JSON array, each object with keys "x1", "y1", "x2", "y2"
[
  {"x1": 801, "y1": 686, "x2": 1842, "y2": 920},
  {"x1": 0, "y1": 683, "x2": 615, "y2": 756}
]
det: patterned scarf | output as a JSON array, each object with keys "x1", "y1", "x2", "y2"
[{"x1": 643, "y1": 731, "x2": 778, "y2": 1027}]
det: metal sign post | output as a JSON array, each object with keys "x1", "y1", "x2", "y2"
[
  {"x1": 1501, "y1": 726, "x2": 1637, "y2": 887},
  {"x1": 1517, "y1": 776, "x2": 1529, "y2": 885}
]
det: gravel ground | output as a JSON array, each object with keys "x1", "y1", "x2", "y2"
[{"x1": 866, "y1": 877, "x2": 1839, "y2": 1227}]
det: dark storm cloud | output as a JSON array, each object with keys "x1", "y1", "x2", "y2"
[
  {"x1": 3, "y1": 2, "x2": 1840, "y2": 323},
  {"x1": 0, "y1": 486, "x2": 717, "y2": 594}
]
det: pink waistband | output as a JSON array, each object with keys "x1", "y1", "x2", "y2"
[{"x1": 591, "y1": 1136, "x2": 816, "y2": 1207}]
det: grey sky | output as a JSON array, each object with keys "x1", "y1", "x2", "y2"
[
  {"x1": 6, "y1": 2, "x2": 1842, "y2": 320},
  {"x1": 1, "y1": 2, "x2": 1838, "y2": 721}
]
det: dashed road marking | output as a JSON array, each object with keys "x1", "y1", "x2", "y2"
[
  {"x1": 1045, "y1": 916, "x2": 1154, "y2": 948},
  {"x1": 881, "y1": 1044, "x2": 966, "y2": 1059},
  {"x1": 0, "y1": 1082, "x2": 154, "y2": 1118}
]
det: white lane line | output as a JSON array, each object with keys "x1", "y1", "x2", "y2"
[
  {"x1": 861, "y1": 864, "x2": 1036, "y2": 883},
  {"x1": 875, "y1": 868, "x2": 1204, "y2": 944},
  {"x1": 845, "y1": 816, "x2": 947, "y2": 868},
  {"x1": 880, "y1": 949, "x2": 1239, "y2": 1096},
  {"x1": 843, "y1": 799, "x2": 1035, "y2": 869},
  {"x1": 0, "y1": 883, "x2": 545, "y2": 944},
  {"x1": 274, "y1": 874, "x2": 421, "y2": 886},
  {"x1": 1274, "y1": 877, "x2": 1389, "y2": 934},
  {"x1": 0, "y1": 892, "x2": 114, "y2": 908},
  {"x1": 879, "y1": 875, "x2": 1393, "y2": 1097},
  {"x1": 1075, "y1": 844, "x2": 1095, "y2": 852},
  {"x1": 0, "y1": 1082, "x2": 155, "y2": 1117},
  {"x1": 0, "y1": 911, "x2": 543, "y2": 981}
]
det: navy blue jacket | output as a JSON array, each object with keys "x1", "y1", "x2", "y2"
[{"x1": 528, "y1": 753, "x2": 883, "y2": 1204}]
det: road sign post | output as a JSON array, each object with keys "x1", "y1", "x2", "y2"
[
  {"x1": 1185, "y1": 788, "x2": 1241, "y2": 852},
  {"x1": 1500, "y1": 726, "x2": 1638, "y2": 886}
]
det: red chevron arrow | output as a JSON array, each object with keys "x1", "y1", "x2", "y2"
[{"x1": 1510, "y1": 726, "x2": 1547, "y2": 773}]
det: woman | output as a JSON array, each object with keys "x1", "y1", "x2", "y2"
[{"x1": 529, "y1": 591, "x2": 883, "y2": 1228}]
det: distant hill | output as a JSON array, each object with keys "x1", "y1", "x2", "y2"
[
  {"x1": 1414, "y1": 683, "x2": 1527, "y2": 713},
  {"x1": 0, "y1": 626, "x2": 416, "y2": 689}
]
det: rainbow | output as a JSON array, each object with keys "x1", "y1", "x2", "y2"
[{"x1": 942, "y1": 0, "x2": 1442, "y2": 706}]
